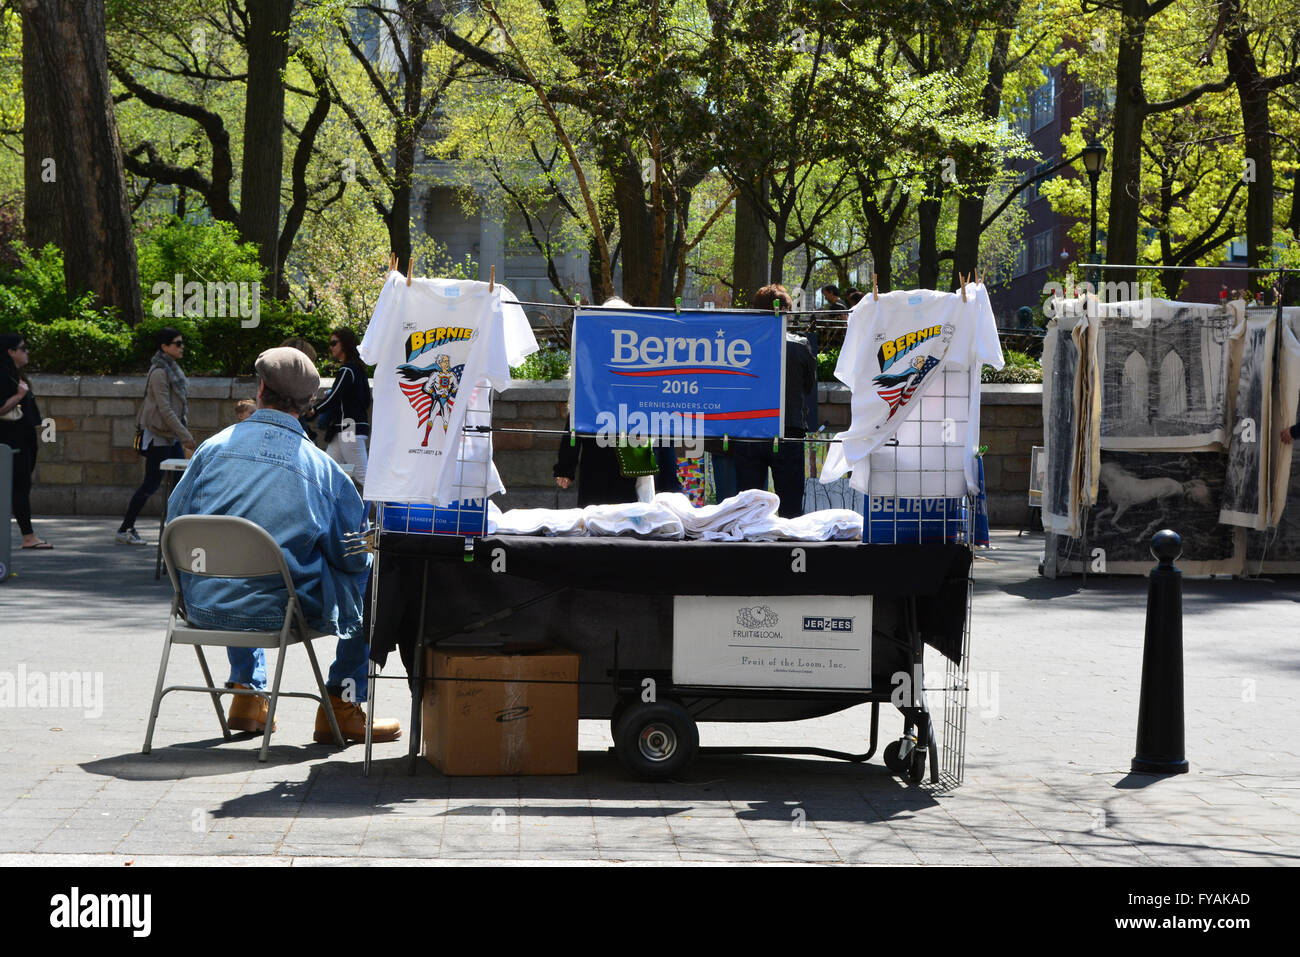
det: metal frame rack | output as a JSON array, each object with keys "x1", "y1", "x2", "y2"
[{"x1": 1044, "y1": 264, "x2": 1300, "y2": 580}]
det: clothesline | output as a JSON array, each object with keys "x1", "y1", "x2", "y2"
[
  {"x1": 476, "y1": 425, "x2": 853, "y2": 445},
  {"x1": 501, "y1": 298, "x2": 851, "y2": 319},
  {"x1": 1077, "y1": 263, "x2": 1300, "y2": 274}
]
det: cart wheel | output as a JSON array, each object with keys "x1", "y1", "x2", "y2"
[
  {"x1": 613, "y1": 700, "x2": 698, "y2": 781},
  {"x1": 883, "y1": 739, "x2": 907, "y2": 774},
  {"x1": 907, "y1": 748, "x2": 926, "y2": 783}
]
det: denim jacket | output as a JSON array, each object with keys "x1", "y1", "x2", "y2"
[{"x1": 166, "y1": 409, "x2": 371, "y2": 636}]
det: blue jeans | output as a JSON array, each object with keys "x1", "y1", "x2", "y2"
[{"x1": 227, "y1": 633, "x2": 371, "y2": 703}]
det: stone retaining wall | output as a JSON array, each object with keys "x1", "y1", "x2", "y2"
[{"x1": 23, "y1": 376, "x2": 1041, "y2": 525}]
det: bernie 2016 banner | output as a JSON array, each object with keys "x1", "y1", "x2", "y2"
[{"x1": 570, "y1": 308, "x2": 785, "y2": 439}]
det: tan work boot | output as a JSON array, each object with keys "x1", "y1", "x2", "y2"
[
  {"x1": 314, "y1": 693, "x2": 401, "y2": 744},
  {"x1": 227, "y1": 684, "x2": 276, "y2": 733}
]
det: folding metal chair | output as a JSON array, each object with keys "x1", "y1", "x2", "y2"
[{"x1": 142, "y1": 514, "x2": 345, "y2": 761}]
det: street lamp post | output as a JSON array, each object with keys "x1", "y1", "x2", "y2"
[{"x1": 1081, "y1": 141, "x2": 1107, "y2": 293}]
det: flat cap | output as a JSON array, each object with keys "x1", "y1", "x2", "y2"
[{"x1": 255, "y1": 346, "x2": 319, "y2": 401}]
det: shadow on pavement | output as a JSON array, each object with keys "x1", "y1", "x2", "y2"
[
  {"x1": 82, "y1": 746, "x2": 943, "y2": 825},
  {"x1": 80, "y1": 738, "x2": 344, "y2": 780}
]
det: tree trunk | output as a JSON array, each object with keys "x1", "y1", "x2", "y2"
[
  {"x1": 769, "y1": 229, "x2": 790, "y2": 288},
  {"x1": 952, "y1": 3, "x2": 1017, "y2": 287},
  {"x1": 859, "y1": 174, "x2": 907, "y2": 293},
  {"x1": 609, "y1": 148, "x2": 655, "y2": 305},
  {"x1": 277, "y1": 51, "x2": 333, "y2": 295},
  {"x1": 587, "y1": 232, "x2": 612, "y2": 303},
  {"x1": 240, "y1": 0, "x2": 292, "y2": 293},
  {"x1": 768, "y1": 189, "x2": 794, "y2": 287},
  {"x1": 951, "y1": 192, "x2": 984, "y2": 288},
  {"x1": 656, "y1": 192, "x2": 682, "y2": 307},
  {"x1": 917, "y1": 173, "x2": 944, "y2": 290},
  {"x1": 731, "y1": 178, "x2": 769, "y2": 308},
  {"x1": 1286, "y1": 155, "x2": 1300, "y2": 304},
  {"x1": 390, "y1": 6, "x2": 425, "y2": 277},
  {"x1": 1225, "y1": 2, "x2": 1272, "y2": 295},
  {"x1": 1106, "y1": 0, "x2": 1148, "y2": 277},
  {"x1": 22, "y1": 10, "x2": 60, "y2": 250},
  {"x1": 24, "y1": 0, "x2": 143, "y2": 325}
]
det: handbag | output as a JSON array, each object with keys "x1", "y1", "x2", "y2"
[
  {"x1": 615, "y1": 440, "x2": 658, "y2": 478},
  {"x1": 133, "y1": 372, "x2": 152, "y2": 454},
  {"x1": 2, "y1": 378, "x2": 25, "y2": 421}
]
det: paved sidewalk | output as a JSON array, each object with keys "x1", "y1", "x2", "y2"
[{"x1": 2, "y1": 519, "x2": 1297, "y2": 865}]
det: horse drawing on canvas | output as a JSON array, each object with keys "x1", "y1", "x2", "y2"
[{"x1": 1096, "y1": 461, "x2": 1215, "y2": 541}]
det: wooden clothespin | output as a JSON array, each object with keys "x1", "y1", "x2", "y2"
[
  {"x1": 872, "y1": 273, "x2": 879, "y2": 302},
  {"x1": 388, "y1": 252, "x2": 397, "y2": 274},
  {"x1": 489, "y1": 265, "x2": 495, "y2": 292},
  {"x1": 960, "y1": 273, "x2": 968, "y2": 302},
  {"x1": 406, "y1": 256, "x2": 412, "y2": 286}
]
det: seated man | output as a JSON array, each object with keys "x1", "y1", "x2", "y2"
[{"x1": 167, "y1": 347, "x2": 400, "y2": 743}]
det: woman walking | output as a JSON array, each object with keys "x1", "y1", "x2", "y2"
[
  {"x1": 116, "y1": 327, "x2": 195, "y2": 544},
  {"x1": 310, "y1": 328, "x2": 370, "y2": 487},
  {"x1": 0, "y1": 333, "x2": 51, "y2": 549}
]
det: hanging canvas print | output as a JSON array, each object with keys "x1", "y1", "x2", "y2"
[
  {"x1": 1220, "y1": 310, "x2": 1274, "y2": 529},
  {"x1": 1054, "y1": 450, "x2": 1241, "y2": 575},
  {"x1": 1095, "y1": 299, "x2": 1236, "y2": 451}
]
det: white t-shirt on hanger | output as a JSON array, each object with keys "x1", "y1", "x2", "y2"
[
  {"x1": 821, "y1": 283, "x2": 1002, "y2": 495},
  {"x1": 359, "y1": 274, "x2": 538, "y2": 505}
]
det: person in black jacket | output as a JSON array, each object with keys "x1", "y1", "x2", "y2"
[
  {"x1": 310, "y1": 328, "x2": 371, "y2": 488},
  {"x1": 733, "y1": 284, "x2": 818, "y2": 518},
  {"x1": 0, "y1": 333, "x2": 50, "y2": 549}
]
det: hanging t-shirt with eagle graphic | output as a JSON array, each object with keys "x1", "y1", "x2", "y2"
[
  {"x1": 360, "y1": 274, "x2": 538, "y2": 505},
  {"x1": 820, "y1": 284, "x2": 1003, "y2": 495}
]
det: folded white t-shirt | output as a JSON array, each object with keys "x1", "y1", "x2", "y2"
[
  {"x1": 488, "y1": 501, "x2": 586, "y2": 536},
  {"x1": 742, "y1": 509, "x2": 864, "y2": 542},
  {"x1": 654, "y1": 489, "x2": 780, "y2": 541},
  {"x1": 582, "y1": 502, "x2": 685, "y2": 539}
]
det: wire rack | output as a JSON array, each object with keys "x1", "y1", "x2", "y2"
[
  {"x1": 939, "y1": 559, "x2": 974, "y2": 789},
  {"x1": 376, "y1": 389, "x2": 495, "y2": 538}
]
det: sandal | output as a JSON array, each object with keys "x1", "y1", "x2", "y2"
[{"x1": 22, "y1": 540, "x2": 53, "y2": 550}]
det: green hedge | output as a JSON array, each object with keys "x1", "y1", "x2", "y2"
[
  {"x1": 510, "y1": 348, "x2": 571, "y2": 380},
  {"x1": 25, "y1": 319, "x2": 133, "y2": 375},
  {"x1": 982, "y1": 348, "x2": 1042, "y2": 383},
  {"x1": 817, "y1": 350, "x2": 839, "y2": 381},
  {"x1": 2, "y1": 222, "x2": 340, "y2": 376}
]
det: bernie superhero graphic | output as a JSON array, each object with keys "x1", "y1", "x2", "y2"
[
  {"x1": 397, "y1": 354, "x2": 462, "y2": 447},
  {"x1": 873, "y1": 353, "x2": 940, "y2": 419}
]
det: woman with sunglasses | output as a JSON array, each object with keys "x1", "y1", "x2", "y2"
[
  {"x1": 116, "y1": 327, "x2": 195, "y2": 544},
  {"x1": 0, "y1": 332, "x2": 51, "y2": 549},
  {"x1": 310, "y1": 327, "x2": 370, "y2": 487}
]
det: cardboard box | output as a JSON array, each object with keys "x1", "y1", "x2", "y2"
[{"x1": 422, "y1": 648, "x2": 579, "y2": 775}]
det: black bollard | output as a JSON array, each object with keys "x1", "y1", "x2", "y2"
[{"x1": 1131, "y1": 529, "x2": 1189, "y2": 775}]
